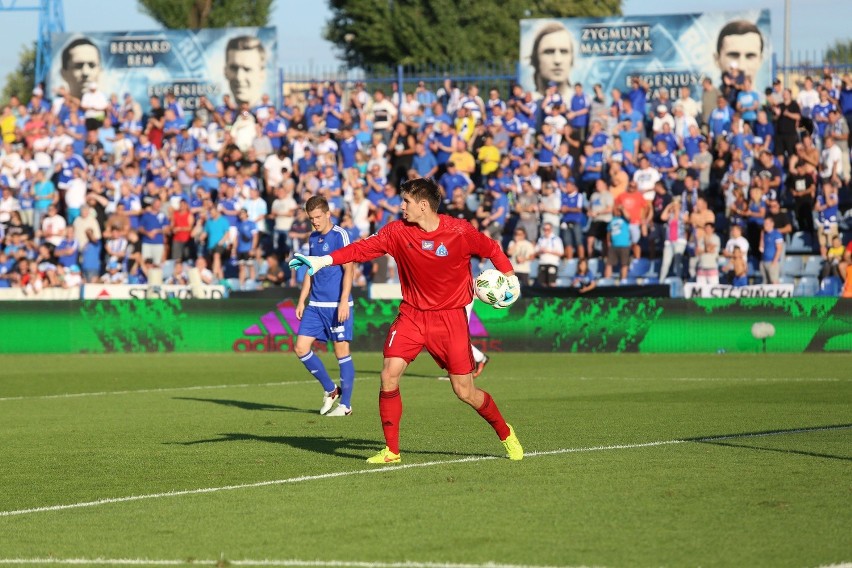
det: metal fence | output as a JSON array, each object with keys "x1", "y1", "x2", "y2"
[
  {"x1": 281, "y1": 49, "x2": 852, "y2": 104},
  {"x1": 280, "y1": 61, "x2": 518, "y2": 103},
  {"x1": 773, "y1": 52, "x2": 852, "y2": 85}
]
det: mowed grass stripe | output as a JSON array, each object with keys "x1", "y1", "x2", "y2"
[
  {"x1": 0, "y1": 378, "x2": 339, "y2": 402},
  {"x1": 0, "y1": 375, "x2": 843, "y2": 403},
  {"x1": 0, "y1": 559, "x2": 585, "y2": 568},
  {"x1": 4, "y1": 425, "x2": 848, "y2": 519}
]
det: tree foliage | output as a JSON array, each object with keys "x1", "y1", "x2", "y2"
[
  {"x1": 825, "y1": 39, "x2": 852, "y2": 65},
  {"x1": 1, "y1": 43, "x2": 36, "y2": 106},
  {"x1": 324, "y1": 0, "x2": 622, "y2": 68},
  {"x1": 138, "y1": 0, "x2": 274, "y2": 29}
]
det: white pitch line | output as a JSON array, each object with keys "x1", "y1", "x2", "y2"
[
  {"x1": 573, "y1": 377, "x2": 843, "y2": 383},
  {"x1": 0, "y1": 379, "x2": 323, "y2": 402},
  {"x1": 3, "y1": 425, "x2": 849, "y2": 519},
  {"x1": 1, "y1": 375, "x2": 843, "y2": 403},
  {"x1": 669, "y1": 377, "x2": 842, "y2": 383},
  {"x1": 0, "y1": 559, "x2": 591, "y2": 568}
]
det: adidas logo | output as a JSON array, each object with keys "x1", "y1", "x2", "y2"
[
  {"x1": 232, "y1": 299, "x2": 330, "y2": 353},
  {"x1": 231, "y1": 299, "x2": 502, "y2": 354}
]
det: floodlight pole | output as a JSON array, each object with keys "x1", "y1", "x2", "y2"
[
  {"x1": 783, "y1": 0, "x2": 790, "y2": 87},
  {"x1": 0, "y1": 0, "x2": 66, "y2": 87}
]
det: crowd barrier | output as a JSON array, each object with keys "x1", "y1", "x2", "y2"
[{"x1": 0, "y1": 295, "x2": 848, "y2": 354}]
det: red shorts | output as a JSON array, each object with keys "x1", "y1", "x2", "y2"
[{"x1": 384, "y1": 302, "x2": 474, "y2": 375}]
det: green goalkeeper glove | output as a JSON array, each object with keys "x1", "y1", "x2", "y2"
[
  {"x1": 494, "y1": 274, "x2": 520, "y2": 309},
  {"x1": 288, "y1": 253, "x2": 332, "y2": 276}
]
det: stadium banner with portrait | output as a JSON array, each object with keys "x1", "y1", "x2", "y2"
[
  {"x1": 48, "y1": 27, "x2": 278, "y2": 112},
  {"x1": 519, "y1": 11, "x2": 771, "y2": 102}
]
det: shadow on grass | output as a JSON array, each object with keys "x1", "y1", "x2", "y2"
[
  {"x1": 360, "y1": 369, "x2": 445, "y2": 379},
  {"x1": 169, "y1": 432, "x2": 494, "y2": 461},
  {"x1": 687, "y1": 423, "x2": 852, "y2": 462},
  {"x1": 173, "y1": 397, "x2": 316, "y2": 414},
  {"x1": 695, "y1": 440, "x2": 851, "y2": 462}
]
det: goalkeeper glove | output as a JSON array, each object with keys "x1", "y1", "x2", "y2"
[
  {"x1": 494, "y1": 274, "x2": 520, "y2": 309},
  {"x1": 288, "y1": 253, "x2": 333, "y2": 276}
]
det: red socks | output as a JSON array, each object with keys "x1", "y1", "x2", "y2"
[
  {"x1": 379, "y1": 388, "x2": 402, "y2": 454},
  {"x1": 379, "y1": 388, "x2": 509, "y2": 453},
  {"x1": 476, "y1": 391, "x2": 511, "y2": 440}
]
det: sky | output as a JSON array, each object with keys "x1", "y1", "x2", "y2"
[{"x1": 0, "y1": 0, "x2": 849, "y2": 88}]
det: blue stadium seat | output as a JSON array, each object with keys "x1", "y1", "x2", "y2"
[
  {"x1": 622, "y1": 277, "x2": 637, "y2": 285},
  {"x1": 161, "y1": 259, "x2": 175, "y2": 281},
  {"x1": 528, "y1": 260, "x2": 539, "y2": 278},
  {"x1": 587, "y1": 257, "x2": 602, "y2": 277},
  {"x1": 643, "y1": 276, "x2": 660, "y2": 285},
  {"x1": 627, "y1": 258, "x2": 651, "y2": 278},
  {"x1": 839, "y1": 211, "x2": 852, "y2": 233},
  {"x1": 788, "y1": 232, "x2": 815, "y2": 254},
  {"x1": 747, "y1": 257, "x2": 760, "y2": 277},
  {"x1": 664, "y1": 277, "x2": 683, "y2": 298},
  {"x1": 555, "y1": 277, "x2": 571, "y2": 288},
  {"x1": 817, "y1": 276, "x2": 842, "y2": 297},
  {"x1": 648, "y1": 259, "x2": 662, "y2": 277},
  {"x1": 801, "y1": 256, "x2": 824, "y2": 278},
  {"x1": 598, "y1": 277, "x2": 615, "y2": 287},
  {"x1": 779, "y1": 275, "x2": 795, "y2": 285},
  {"x1": 794, "y1": 276, "x2": 819, "y2": 297},
  {"x1": 781, "y1": 256, "x2": 802, "y2": 277},
  {"x1": 558, "y1": 258, "x2": 578, "y2": 278}
]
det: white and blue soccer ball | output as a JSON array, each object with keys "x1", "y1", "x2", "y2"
[{"x1": 474, "y1": 269, "x2": 508, "y2": 305}]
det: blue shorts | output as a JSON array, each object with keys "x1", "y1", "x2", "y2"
[{"x1": 297, "y1": 303, "x2": 354, "y2": 343}]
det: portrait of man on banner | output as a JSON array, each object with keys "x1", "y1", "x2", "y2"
[
  {"x1": 527, "y1": 20, "x2": 576, "y2": 101},
  {"x1": 224, "y1": 35, "x2": 268, "y2": 108},
  {"x1": 714, "y1": 19, "x2": 765, "y2": 84},
  {"x1": 60, "y1": 37, "x2": 102, "y2": 100}
]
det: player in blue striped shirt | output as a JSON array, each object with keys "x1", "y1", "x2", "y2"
[{"x1": 294, "y1": 196, "x2": 356, "y2": 416}]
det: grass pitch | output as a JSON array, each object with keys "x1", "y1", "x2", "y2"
[{"x1": 0, "y1": 353, "x2": 850, "y2": 568}]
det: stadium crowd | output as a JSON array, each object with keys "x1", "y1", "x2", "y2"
[{"x1": 0, "y1": 67, "x2": 851, "y2": 295}]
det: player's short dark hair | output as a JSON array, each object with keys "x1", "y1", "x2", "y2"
[
  {"x1": 716, "y1": 20, "x2": 763, "y2": 55},
  {"x1": 304, "y1": 195, "x2": 329, "y2": 214},
  {"x1": 400, "y1": 177, "x2": 441, "y2": 213},
  {"x1": 61, "y1": 37, "x2": 100, "y2": 70},
  {"x1": 225, "y1": 36, "x2": 266, "y2": 63}
]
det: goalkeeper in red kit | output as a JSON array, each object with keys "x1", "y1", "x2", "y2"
[{"x1": 290, "y1": 177, "x2": 523, "y2": 463}]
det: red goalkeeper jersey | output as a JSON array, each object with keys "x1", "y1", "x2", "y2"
[{"x1": 330, "y1": 215, "x2": 514, "y2": 310}]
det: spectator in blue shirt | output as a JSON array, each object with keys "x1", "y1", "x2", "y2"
[
  {"x1": 606, "y1": 205, "x2": 631, "y2": 280},
  {"x1": 439, "y1": 162, "x2": 470, "y2": 204},
  {"x1": 411, "y1": 142, "x2": 438, "y2": 180},
  {"x1": 202, "y1": 206, "x2": 231, "y2": 281},
  {"x1": 338, "y1": 128, "x2": 361, "y2": 171},
  {"x1": 708, "y1": 97, "x2": 733, "y2": 139},
  {"x1": 759, "y1": 216, "x2": 784, "y2": 284},
  {"x1": 568, "y1": 83, "x2": 591, "y2": 139},
  {"x1": 138, "y1": 197, "x2": 168, "y2": 265},
  {"x1": 627, "y1": 76, "x2": 649, "y2": 117},
  {"x1": 736, "y1": 77, "x2": 761, "y2": 128},
  {"x1": 480, "y1": 184, "x2": 508, "y2": 241},
  {"x1": 54, "y1": 227, "x2": 79, "y2": 268},
  {"x1": 653, "y1": 123, "x2": 679, "y2": 154},
  {"x1": 560, "y1": 181, "x2": 586, "y2": 260},
  {"x1": 234, "y1": 208, "x2": 259, "y2": 289}
]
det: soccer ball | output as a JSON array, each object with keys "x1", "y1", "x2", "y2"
[{"x1": 474, "y1": 269, "x2": 508, "y2": 305}]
